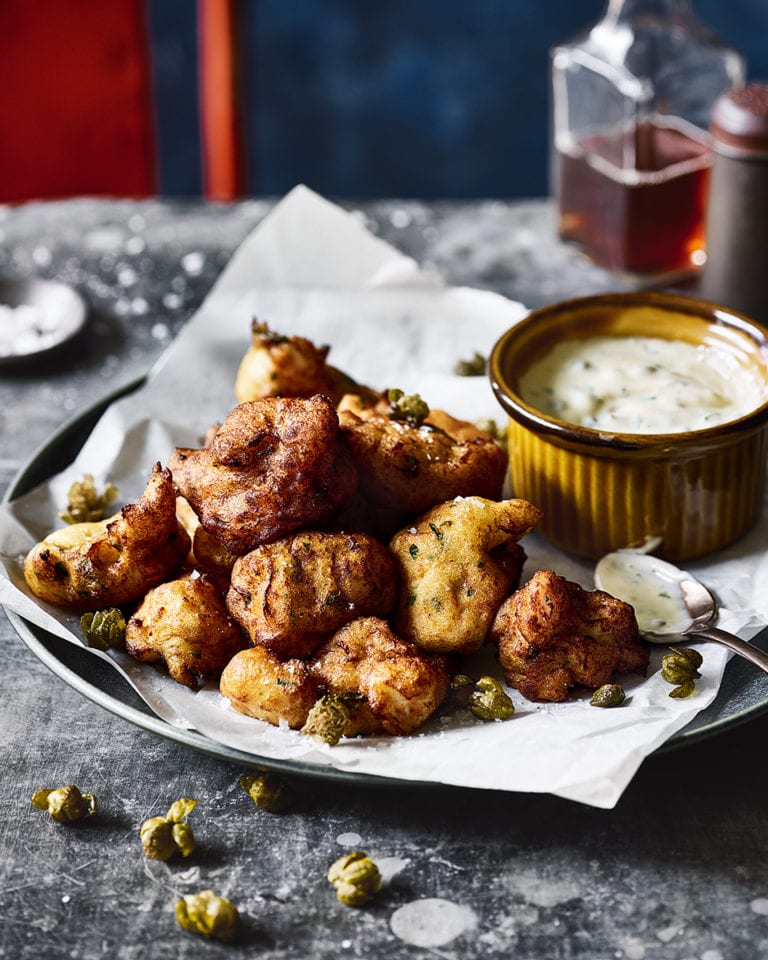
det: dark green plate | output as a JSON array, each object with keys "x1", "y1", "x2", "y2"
[{"x1": 5, "y1": 382, "x2": 768, "y2": 787}]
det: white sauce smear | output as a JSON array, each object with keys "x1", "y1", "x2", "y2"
[
  {"x1": 390, "y1": 898, "x2": 478, "y2": 947},
  {"x1": 594, "y1": 552, "x2": 691, "y2": 634},
  {"x1": 519, "y1": 335, "x2": 764, "y2": 434}
]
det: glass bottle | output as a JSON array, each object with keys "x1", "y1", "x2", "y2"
[{"x1": 551, "y1": 0, "x2": 744, "y2": 280}]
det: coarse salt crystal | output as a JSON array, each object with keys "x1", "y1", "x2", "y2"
[{"x1": 0, "y1": 302, "x2": 58, "y2": 357}]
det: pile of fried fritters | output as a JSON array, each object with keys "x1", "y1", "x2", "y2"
[{"x1": 23, "y1": 321, "x2": 649, "y2": 739}]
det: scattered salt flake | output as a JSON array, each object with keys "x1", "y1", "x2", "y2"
[
  {"x1": 0, "y1": 303, "x2": 62, "y2": 357},
  {"x1": 655, "y1": 924, "x2": 681, "y2": 943}
]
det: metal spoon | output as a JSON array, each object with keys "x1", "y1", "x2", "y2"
[
  {"x1": 594, "y1": 551, "x2": 768, "y2": 674},
  {"x1": 675, "y1": 576, "x2": 768, "y2": 673}
]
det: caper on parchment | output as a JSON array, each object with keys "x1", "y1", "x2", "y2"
[
  {"x1": 454, "y1": 352, "x2": 487, "y2": 377},
  {"x1": 590, "y1": 684, "x2": 626, "y2": 708},
  {"x1": 661, "y1": 648, "x2": 702, "y2": 699},
  {"x1": 301, "y1": 692, "x2": 362, "y2": 745},
  {"x1": 80, "y1": 608, "x2": 126, "y2": 650},
  {"x1": 469, "y1": 676, "x2": 515, "y2": 722},
  {"x1": 58, "y1": 473, "x2": 118, "y2": 525}
]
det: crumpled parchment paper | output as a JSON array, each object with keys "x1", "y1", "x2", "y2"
[{"x1": 2, "y1": 185, "x2": 766, "y2": 808}]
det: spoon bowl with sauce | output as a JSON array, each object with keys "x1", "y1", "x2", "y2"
[{"x1": 594, "y1": 550, "x2": 768, "y2": 674}]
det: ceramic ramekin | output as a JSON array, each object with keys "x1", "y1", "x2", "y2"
[{"x1": 489, "y1": 291, "x2": 768, "y2": 561}]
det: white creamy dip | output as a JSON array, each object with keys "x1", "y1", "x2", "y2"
[
  {"x1": 519, "y1": 335, "x2": 764, "y2": 434},
  {"x1": 594, "y1": 551, "x2": 691, "y2": 634}
]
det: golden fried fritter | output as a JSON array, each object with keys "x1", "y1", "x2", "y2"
[
  {"x1": 310, "y1": 617, "x2": 450, "y2": 736},
  {"x1": 125, "y1": 572, "x2": 247, "y2": 688},
  {"x1": 235, "y1": 321, "x2": 339, "y2": 402},
  {"x1": 23, "y1": 464, "x2": 190, "y2": 611},
  {"x1": 192, "y1": 525, "x2": 237, "y2": 587},
  {"x1": 390, "y1": 496, "x2": 542, "y2": 655},
  {"x1": 220, "y1": 645, "x2": 319, "y2": 729},
  {"x1": 226, "y1": 531, "x2": 397, "y2": 659},
  {"x1": 338, "y1": 394, "x2": 508, "y2": 519},
  {"x1": 168, "y1": 395, "x2": 358, "y2": 555},
  {"x1": 491, "y1": 569, "x2": 650, "y2": 702}
]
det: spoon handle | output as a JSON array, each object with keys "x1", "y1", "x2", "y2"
[{"x1": 688, "y1": 626, "x2": 768, "y2": 675}]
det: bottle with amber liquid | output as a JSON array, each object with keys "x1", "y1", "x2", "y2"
[{"x1": 551, "y1": 0, "x2": 744, "y2": 280}]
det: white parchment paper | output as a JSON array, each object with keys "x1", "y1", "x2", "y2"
[{"x1": 2, "y1": 185, "x2": 767, "y2": 808}]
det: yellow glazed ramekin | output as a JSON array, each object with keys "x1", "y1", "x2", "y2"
[{"x1": 489, "y1": 291, "x2": 768, "y2": 561}]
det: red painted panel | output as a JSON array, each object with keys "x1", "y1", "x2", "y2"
[{"x1": 0, "y1": 0, "x2": 157, "y2": 202}]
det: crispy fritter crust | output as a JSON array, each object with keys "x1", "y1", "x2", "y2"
[
  {"x1": 491, "y1": 569, "x2": 650, "y2": 702},
  {"x1": 338, "y1": 396, "x2": 508, "y2": 518},
  {"x1": 23, "y1": 464, "x2": 189, "y2": 610},
  {"x1": 311, "y1": 617, "x2": 450, "y2": 736},
  {"x1": 226, "y1": 531, "x2": 397, "y2": 659},
  {"x1": 390, "y1": 496, "x2": 542, "y2": 655},
  {"x1": 125, "y1": 572, "x2": 247, "y2": 688},
  {"x1": 235, "y1": 321, "x2": 338, "y2": 402},
  {"x1": 220, "y1": 645, "x2": 319, "y2": 729},
  {"x1": 168, "y1": 396, "x2": 358, "y2": 555}
]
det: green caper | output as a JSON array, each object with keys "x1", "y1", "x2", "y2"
[
  {"x1": 140, "y1": 798, "x2": 197, "y2": 860},
  {"x1": 673, "y1": 647, "x2": 704, "y2": 671},
  {"x1": 589, "y1": 684, "x2": 626, "y2": 708},
  {"x1": 31, "y1": 785, "x2": 97, "y2": 823},
  {"x1": 175, "y1": 890, "x2": 239, "y2": 940},
  {"x1": 140, "y1": 817, "x2": 177, "y2": 860},
  {"x1": 80, "y1": 608, "x2": 126, "y2": 650},
  {"x1": 387, "y1": 388, "x2": 430, "y2": 427},
  {"x1": 454, "y1": 352, "x2": 487, "y2": 377},
  {"x1": 239, "y1": 772, "x2": 290, "y2": 812},
  {"x1": 328, "y1": 851, "x2": 382, "y2": 907},
  {"x1": 58, "y1": 474, "x2": 118, "y2": 524},
  {"x1": 669, "y1": 679, "x2": 696, "y2": 699},
  {"x1": 661, "y1": 650, "x2": 700, "y2": 685},
  {"x1": 469, "y1": 676, "x2": 515, "y2": 722},
  {"x1": 171, "y1": 823, "x2": 196, "y2": 858},
  {"x1": 301, "y1": 694, "x2": 352, "y2": 746}
]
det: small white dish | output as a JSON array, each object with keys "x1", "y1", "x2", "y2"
[{"x1": 0, "y1": 277, "x2": 87, "y2": 366}]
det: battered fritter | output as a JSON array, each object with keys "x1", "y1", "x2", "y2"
[
  {"x1": 125, "y1": 572, "x2": 247, "y2": 688},
  {"x1": 491, "y1": 569, "x2": 650, "y2": 702},
  {"x1": 226, "y1": 530, "x2": 398, "y2": 659},
  {"x1": 235, "y1": 320, "x2": 344, "y2": 403},
  {"x1": 390, "y1": 496, "x2": 542, "y2": 655},
  {"x1": 338, "y1": 394, "x2": 507, "y2": 519},
  {"x1": 168, "y1": 395, "x2": 358, "y2": 555},
  {"x1": 220, "y1": 645, "x2": 319, "y2": 729},
  {"x1": 23, "y1": 464, "x2": 190, "y2": 610},
  {"x1": 310, "y1": 617, "x2": 450, "y2": 736}
]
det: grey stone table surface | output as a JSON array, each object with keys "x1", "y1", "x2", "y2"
[{"x1": 1, "y1": 197, "x2": 767, "y2": 960}]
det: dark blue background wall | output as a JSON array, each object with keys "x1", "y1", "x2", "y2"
[{"x1": 149, "y1": 1, "x2": 768, "y2": 200}]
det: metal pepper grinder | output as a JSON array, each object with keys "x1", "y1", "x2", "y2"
[{"x1": 700, "y1": 84, "x2": 768, "y2": 323}]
